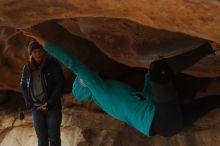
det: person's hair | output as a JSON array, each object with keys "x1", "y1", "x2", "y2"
[{"x1": 28, "y1": 40, "x2": 43, "y2": 56}]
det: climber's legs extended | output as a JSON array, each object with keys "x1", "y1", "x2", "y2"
[{"x1": 149, "y1": 42, "x2": 214, "y2": 136}]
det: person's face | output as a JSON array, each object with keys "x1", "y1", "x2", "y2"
[{"x1": 31, "y1": 48, "x2": 45, "y2": 63}]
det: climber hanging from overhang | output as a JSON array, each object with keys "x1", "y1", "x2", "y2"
[{"x1": 20, "y1": 28, "x2": 220, "y2": 137}]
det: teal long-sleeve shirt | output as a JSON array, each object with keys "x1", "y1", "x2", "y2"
[{"x1": 44, "y1": 42, "x2": 156, "y2": 136}]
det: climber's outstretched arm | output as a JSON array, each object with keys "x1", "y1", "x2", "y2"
[{"x1": 20, "y1": 28, "x2": 106, "y2": 93}]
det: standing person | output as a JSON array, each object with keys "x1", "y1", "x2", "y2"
[
  {"x1": 21, "y1": 28, "x2": 220, "y2": 137},
  {"x1": 20, "y1": 40, "x2": 65, "y2": 146}
]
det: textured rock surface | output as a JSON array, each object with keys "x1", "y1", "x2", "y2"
[
  {"x1": 0, "y1": 0, "x2": 220, "y2": 41},
  {"x1": 0, "y1": 104, "x2": 220, "y2": 146},
  {"x1": 59, "y1": 18, "x2": 220, "y2": 76},
  {"x1": 0, "y1": 22, "x2": 130, "y2": 91},
  {"x1": 1, "y1": 20, "x2": 220, "y2": 91}
]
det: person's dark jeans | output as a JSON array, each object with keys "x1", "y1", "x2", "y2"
[{"x1": 32, "y1": 109, "x2": 62, "y2": 146}]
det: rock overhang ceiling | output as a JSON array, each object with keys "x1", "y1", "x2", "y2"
[
  {"x1": 0, "y1": 0, "x2": 220, "y2": 91},
  {"x1": 0, "y1": 0, "x2": 220, "y2": 41}
]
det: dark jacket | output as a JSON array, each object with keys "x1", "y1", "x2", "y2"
[{"x1": 20, "y1": 57, "x2": 65, "y2": 110}]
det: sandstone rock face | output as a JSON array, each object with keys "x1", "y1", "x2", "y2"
[
  {"x1": 0, "y1": 0, "x2": 220, "y2": 41},
  {"x1": 59, "y1": 18, "x2": 220, "y2": 77},
  {"x1": 0, "y1": 22, "x2": 130, "y2": 91},
  {"x1": 1, "y1": 20, "x2": 220, "y2": 91},
  {"x1": 59, "y1": 18, "x2": 206, "y2": 66},
  {"x1": 0, "y1": 106, "x2": 220, "y2": 146},
  {"x1": 0, "y1": 0, "x2": 220, "y2": 90}
]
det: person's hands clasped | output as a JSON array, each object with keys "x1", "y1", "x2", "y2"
[
  {"x1": 34, "y1": 103, "x2": 48, "y2": 111},
  {"x1": 20, "y1": 28, "x2": 47, "y2": 46}
]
